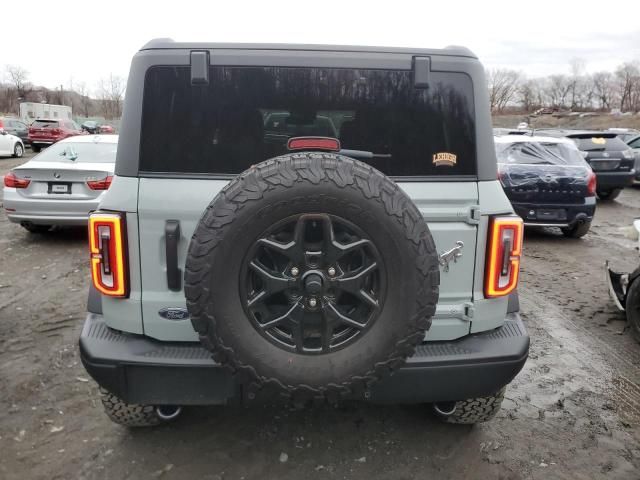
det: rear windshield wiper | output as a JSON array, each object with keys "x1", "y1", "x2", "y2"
[{"x1": 339, "y1": 149, "x2": 392, "y2": 159}]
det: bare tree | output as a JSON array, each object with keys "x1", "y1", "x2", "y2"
[
  {"x1": 5, "y1": 65, "x2": 30, "y2": 98},
  {"x1": 96, "y1": 74, "x2": 126, "y2": 119},
  {"x1": 486, "y1": 68, "x2": 521, "y2": 113},
  {"x1": 518, "y1": 78, "x2": 543, "y2": 112},
  {"x1": 76, "y1": 82, "x2": 92, "y2": 118},
  {"x1": 545, "y1": 75, "x2": 572, "y2": 109},
  {"x1": 615, "y1": 61, "x2": 640, "y2": 112},
  {"x1": 568, "y1": 58, "x2": 586, "y2": 109}
]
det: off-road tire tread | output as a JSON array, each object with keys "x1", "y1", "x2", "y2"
[
  {"x1": 561, "y1": 221, "x2": 591, "y2": 238},
  {"x1": 99, "y1": 388, "x2": 161, "y2": 427},
  {"x1": 443, "y1": 387, "x2": 506, "y2": 424},
  {"x1": 184, "y1": 153, "x2": 439, "y2": 402}
]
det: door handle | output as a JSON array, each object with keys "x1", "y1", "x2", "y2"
[{"x1": 165, "y1": 220, "x2": 181, "y2": 291}]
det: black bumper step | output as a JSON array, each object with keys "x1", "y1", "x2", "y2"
[{"x1": 79, "y1": 313, "x2": 529, "y2": 405}]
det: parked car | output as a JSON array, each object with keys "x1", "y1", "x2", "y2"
[
  {"x1": 536, "y1": 130, "x2": 635, "y2": 200},
  {"x1": 0, "y1": 117, "x2": 30, "y2": 145},
  {"x1": 3, "y1": 135, "x2": 117, "y2": 233},
  {"x1": 627, "y1": 134, "x2": 640, "y2": 180},
  {"x1": 78, "y1": 39, "x2": 529, "y2": 428},
  {"x1": 81, "y1": 120, "x2": 100, "y2": 134},
  {"x1": 28, "y1": 119, "x2": 84, "y2": 152},
  {"x1": 99, "y1": 124, "x2": 115, "y2": 134},
  {"x1": 493, "y1": 127, "x2": 531, "y2": 136},
  {"x1": 495, "y1": 135, "x2": 596, "y2": 238},
  {"x1": 606, "y1": 219, "x2": 640, "y2": 343},
  {"x1": 607, "y1": 128, "x2": 640, "y2": 143},
  {"x1": 0, "y1": 128, "x2": 25, "y2": 158}
]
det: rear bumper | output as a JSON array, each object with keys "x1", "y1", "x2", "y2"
[
  {"x1": 595, "y1": 171, "x2": 635, "y2": 189},
  {"x1": 512, "y1": 197, "x2": 596, "y2": 228},
  {"x1": 79, "y1": 312, "x2": 529, "y2": 406},
  {"x1": 4, "y1": 192, "x2": 100, "y2": 226}
]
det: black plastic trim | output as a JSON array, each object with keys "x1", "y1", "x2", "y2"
[
  {"x1": 137, "y1": 171, "x2": 479, "y2": 183},
  {"x1": 87, "y1": 284, "x2": 103, "y2": 314},
  {"x1": 165, "y1": 220, "x2": 181, "y2": 291},
  {"x1": 79, "y1": 312, "x2": 529, "y2": 405}
]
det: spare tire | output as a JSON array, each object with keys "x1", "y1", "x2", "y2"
[{"x1": 185, "y1": 153, "x2": 439, "y2": 402}]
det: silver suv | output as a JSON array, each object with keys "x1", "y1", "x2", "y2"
[{"x1": 79, "y1": 40, "x2": 529, "y2": 427}]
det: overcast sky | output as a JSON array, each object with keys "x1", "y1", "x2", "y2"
[{"x1": 3, "y1": 0, "x2": 640, "y2": 94}]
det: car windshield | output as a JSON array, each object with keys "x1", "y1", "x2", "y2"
[
  {"x1": 34, "y1": 142, "x2": 117, "y2": 163},
  {"x1": 83, "y1": 121, "x2": 98, "y2": 127},
  {"x1": 496, "y1": 142, "x2": 587, "y2": 166},
  {"x1": 572, "y1": 136, "x2": 629, "y2": 152},
  {"x1": 32, "y1": 120, "x2": 59, "y2": 129}
]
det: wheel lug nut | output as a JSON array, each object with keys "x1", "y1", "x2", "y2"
[
  {"x1": 308, "y1": 297, "x2": 317, "y2": 308},
  {"x1": 290, "y1": 267, "x2": 300, "y2": 277},
  {"x1": 327, "y1": 267, "x2": 336, "y2": 277}
]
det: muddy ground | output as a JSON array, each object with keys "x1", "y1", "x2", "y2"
[{"x1": 1, "y1": 151, "x2": 639, "y2": 480}]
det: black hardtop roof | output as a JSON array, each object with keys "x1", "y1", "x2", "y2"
[{"x1": 140, "y1": 38, "x2": 476, "y2": 58}]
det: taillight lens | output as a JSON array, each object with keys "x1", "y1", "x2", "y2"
[
  {"x1": 89, "y1": 212, "x2": 128, "y2": 297},
  {"x1": 87, "y1": 175, "x2": 113, "y2": 190},
  {"x1": 485, "y1": 216, "x2": 524, "y2": 298},
  {"x1": 4, "y1": 172, "x2": 31, "y2": 188},
  {"x1": 287, "y1": 136, "x2": 341, "y2": 152},
  {"x1": 586, "y1": 171, "x2": 597, "y2": 196},
  {"x1": 51, "y1": 128, "x2": 61, "y2": 136}
]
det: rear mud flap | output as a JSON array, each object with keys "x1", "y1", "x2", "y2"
[{"x1": 605, "y1": 261, "x2": 627, "y2": 311}]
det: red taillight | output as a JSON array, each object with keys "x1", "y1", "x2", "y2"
[
  {"x1": 89, "y1": 212, "x2": 128, "y2": 297},
  {"x1": 4, "y1": 172, "x2": 31, "y2": 188},
  {"x1": 287, "y1": 136, "x2": 341, "y2": 152},
  {"x1": 51, "y1": 128, "x2": 61, "y2": 136},
  {"x1": 87, "y1": 175, "x2": 113, "y2": 191},
  {"x1": 485, "y1": 216, "x2": 523, "y2": 298},
  {"x1": 587, "y1": 171, "x2": 597, "y2": 196}
]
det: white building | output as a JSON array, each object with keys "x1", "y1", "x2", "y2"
[{"x1": 19, "y1": 103, "x2": 72, "y2": 124}]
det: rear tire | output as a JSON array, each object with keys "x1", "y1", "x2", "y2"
[
  {"x1": 625, "y1": 278, "x2": 640, "y2": 344},
  {"x1": 32, "y1": 145, "x2": 41, "y2": 153},
  {"x1": 561, "y1": 220, "x2": 591, "y2": 238},
  {"x1": 99, "y1": 389, "x2": 164, "y2": 427},
  {"x1": 21, "y1": 224, "x2": 51, "y2": 234},
  {"x1": 12, "y1": 143, "x2": 24, "y2": 158},
  {"x1": 597, "y1": 188, "x2": 622, "y2": 201},
  {"x1": 435, "y1": 387, "x2": 506, "y2": 425}
]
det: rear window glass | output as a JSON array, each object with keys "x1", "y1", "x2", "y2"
[
  {"x1": 140, "y1": 66, "x2": 477, "y2": 177},
  {"x1": 32, "y1": 120, "x2": 59, "y2": 128},
  {"x1": 496, "y1": 142, "x2": 587, "y2": 166},
  {"x1": 34, "y1": 142, "x2": 117, "y2": 163},
  {"x1": 573, "y1": 136, "x2": 629, "y2": 152}
]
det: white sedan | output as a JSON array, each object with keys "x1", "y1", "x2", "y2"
[
  {"x1": 3, "y1": 135, "x2": 117, "y2": 233},
  {"x1": 0, "y1": 128, "x2": 25, "y2": 158}
]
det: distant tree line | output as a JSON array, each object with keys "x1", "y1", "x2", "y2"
[
  {"x1": 487, "y1": 58, "x2": 640, "y2": 114},
  {"x1": 0, "y1": 65, "x2": 126, "y2": 120}
]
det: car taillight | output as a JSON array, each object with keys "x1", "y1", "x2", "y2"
[
  {"x1": 51, "y1": 128, "x2": 61, "y2": 136},
  {"x1": 4, "y1": 172, "x2": 31, "y2": 188},
  {"x1": 89, "y1": 212, "x2": 128, "y2": 297},
  {"x1": 586, "y1": 171, "x2": 597, "y2": 196},
  {"x1": 485, "y1": 216, "x2": 523, "y2": 298},
  {"x1": 287, "y1": 136, "x2": 341, "y2": 152},
  {"x1": 87, "y1": 175, "x2": 113, "y2": 190}
]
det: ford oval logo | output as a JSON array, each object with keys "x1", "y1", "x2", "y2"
[{"x1": 158, "y1": 307, "x2": 190, "y2": 321}]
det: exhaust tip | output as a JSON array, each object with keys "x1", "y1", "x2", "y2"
[
  {"x1": 433, "y1": 401, "x2": 457, "y2": 417},
  {"x1": 156, "y1": 405, "x2": 182, "y2": 421}
]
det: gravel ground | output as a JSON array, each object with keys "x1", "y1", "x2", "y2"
[{"x1": 1, "y1": 151, "x2": 639, "y2": 480}]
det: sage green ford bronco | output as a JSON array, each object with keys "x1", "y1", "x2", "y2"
[{"x1": 79, "y1": 39, "x2": 529, "y2": 427}]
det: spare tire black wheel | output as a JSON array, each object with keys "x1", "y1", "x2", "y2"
[{"x1": 185, "y1": 153, "x2": 440, "y2": 402}]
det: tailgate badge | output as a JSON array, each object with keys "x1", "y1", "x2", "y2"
[
  {"x1": 439, "y1": 241, "x2": 464, "y2": 272},
  {"x1": 53, "y1": 172, "x2": 61, "y2": 179},
  {"x1": 159, "y1": 307, "x2": 190, "y2": 320}
]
